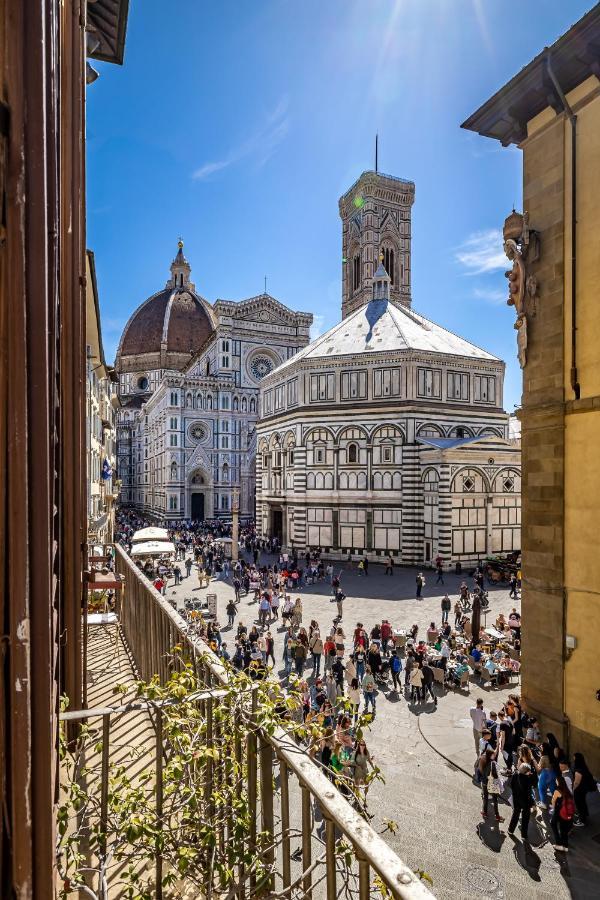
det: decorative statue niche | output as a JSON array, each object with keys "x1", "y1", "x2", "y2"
[{"x1": 503, "y1": 210, "x2": 539, "y2": 368}]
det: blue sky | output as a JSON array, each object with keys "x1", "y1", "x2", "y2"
[{"x1": 87, "y1": 0, "x2": 591, "y2": 411}]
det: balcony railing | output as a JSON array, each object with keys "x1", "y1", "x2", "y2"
[{"x1": 70, "y1": 545, "x2": 435, "y2": 899}]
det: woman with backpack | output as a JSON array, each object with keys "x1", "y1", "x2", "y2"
[{"x1": 550, "y1": 775, "x2": 576, "y2": 851}]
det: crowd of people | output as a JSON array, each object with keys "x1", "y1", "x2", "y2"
[
  {"x1": 112, "y1": 510, "x2": 596, "y2": 844},
  {"x1": 471, "y1": 695, "x2": 597, "y2": 851}
]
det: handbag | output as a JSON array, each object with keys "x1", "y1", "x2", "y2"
[{"x1": 487, "y1": 763, "x2": 504, "y2": 795}]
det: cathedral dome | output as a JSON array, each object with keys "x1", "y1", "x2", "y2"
[{"x1": 115, "y1": 242, "x2": 216, "y2": 373}]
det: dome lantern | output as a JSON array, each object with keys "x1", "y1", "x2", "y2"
[{"x1": 168, "y1": 237, "x2": 194, "y2": 291}]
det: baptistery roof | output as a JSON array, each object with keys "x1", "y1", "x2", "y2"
[
  {"x1": 115, "y1": 242, "x2": 216, "y2": 373},
  {"x1": 272, "y1": 295, "x2": 499, "y2": 376}
]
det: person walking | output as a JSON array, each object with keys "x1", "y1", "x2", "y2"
[
  {"x1": 309, "y1": 630, "x2": 324, "y2": 677},
  {"x1": 335, "y1": 587, "x2": 345, "y2": 620},
  {"x1": 185, "y1": 557, "x2": 193, "y2": 578},
  {"x1": 265, "y1": 631, "x2": 276, "y2": 668},
  {"x1": 550, "y1": 775, "x2": 576, "y2": 851},
  {"x1": 362, "y1": 667, "x2": 377, "y2": 717},
  {"x1": 258, "y1": 593, "x2": 271, "y2": 628},
  {"x1": 294, "y1": 640, "x2": 307, "y2": 677},
  {"x1": 435, "y1": 559, "x2": 444, "y2": 585},
  {"x1": 470, "y1": 698, "x2": 487, "y2": 756},
  {"x1": 363, "y1": 556, "x2": 369, "y2": 577},
  {"x1": 572, "y1": 752, "x2": 596, "y2": 826},
  {"x1": 385, "y1": 555, "x2": 394, "y2": 576},
  {"x1": 454, "y1": 599, "x2": 463, "y2": 627},
  {"x1": 507, "y1": 762, "x2": 536, "y2": 841},
  {"x1": 270, "y1": 591, "x2": 280, "y2": 621},
  {"x1": 441, "y1": 594, "x2": 451, "y2": 625},
  {"x1": 509, "y1": 573, "x2": 518, "y2": 598},
  {"x1": 347, "y1": 678, "x2": 361, "y2": 722},
  {"x1": 415, "y1": 572, "x2": 425, "y2": 600},
  {"x1": 422, "y1": 661, "x2": 437, "y2": 706},
  {"x1": 173, "y1": 564, "x2": 181, "y2": 585},
  {"x1": 233, "y1": 576, "x2": 241, "y2": 602},
  {"x1": 409, "y1": 663, "x2": 424, "y2": 704},
  {"x1": 478, "y1": 749, "x2": 504, "y2": 822},
  {"x1": 390, "y1": 651, "x2": 402, "y2": 692},
  {"x1": 226, "y1": 599, "x2": 237, "y2": 628}
]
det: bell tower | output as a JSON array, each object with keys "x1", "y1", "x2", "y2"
[{"x1": 339, "y1": 171, "x2": 415, "y2": 318}]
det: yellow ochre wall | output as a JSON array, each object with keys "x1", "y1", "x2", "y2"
[
  {"x1": 562, "y1": 79, "x2": 600, "y2": 761},
  {"x1": 522, "y1": 74, "x2": 600, "y2": 767}
]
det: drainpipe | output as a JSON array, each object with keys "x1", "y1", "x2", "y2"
[{"x1": 546, "y1": 54, "x2": 580, "y2": 398}]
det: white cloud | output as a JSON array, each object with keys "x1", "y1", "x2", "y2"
[
  {"x1": 455, "y1": 229, "x2": 506, "y2": 275},
  {"x1": 310, "y1": 314, "x2": 325, "y2": 340},
  {"x1": 192, "y1": 97, "x2": 290, "y2": 180},
  {"x1": 472, "y1": 286, "x2": 507, "y2": 305}
]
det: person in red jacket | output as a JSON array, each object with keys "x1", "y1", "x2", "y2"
[{"x1": 380, "y1": 620, "x2": 392, "y2": 657}]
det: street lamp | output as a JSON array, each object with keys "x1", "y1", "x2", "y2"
[{"x1": 232, "y1": 486, "x2": 240, "y2": 562}]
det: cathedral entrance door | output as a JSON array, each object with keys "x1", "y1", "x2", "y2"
[{"x1": 191, "y1": 493, "x2": 205, "y2": 521}]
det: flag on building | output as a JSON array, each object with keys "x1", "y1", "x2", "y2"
[{"x1": 102, "y1": 458, "x2": 112, "y2": 480}]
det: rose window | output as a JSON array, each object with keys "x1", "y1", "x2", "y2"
[{"x1": 250, "y1": 355, "x2": 274, "y2": 380}]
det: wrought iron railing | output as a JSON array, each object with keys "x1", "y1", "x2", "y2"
[{"x1": 95, "y1": 544, "x2": 435, "y2": 899}]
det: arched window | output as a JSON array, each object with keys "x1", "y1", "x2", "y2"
[
  {"x1": 348, "y1": 442, "x2": 358, "y2": 463},
  {"x1": 352, "y1": 253, "x2": 361, "y2": 292},
  {"x1": 170, "y1": 462, "x2": 177, "y2": 480},
  {"x1": 222, "y1": 464, "x2": 229, "y2": 483},
  {"x1": 250, "y1": 398, "x2": 256, "y2": 414},
  {"x1": 383, "y1": 247, "x2": 396, "y2": 284}
]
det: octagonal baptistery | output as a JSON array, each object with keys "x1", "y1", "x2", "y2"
[{"x1": 115, "y1": 242, "x2": 216, "y2": 376}]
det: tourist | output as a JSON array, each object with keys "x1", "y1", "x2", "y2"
[
  {"x1": 362, "y1": 666, "x2": 377, "y2": 716},
  {"x1": 265, "y1": 631, "x2": 275, "y2": 668},
  {"x1": 335, "y1": 586, "x2": 346, "y2": 619},
  {"x1": 470, "y1": 698, "x2": 487, "y2": 755},
  {"x1": 421, "y1": 660, "x2": 437, "y2": 705},
  {"x1": 351, "y1": 740, "x2": 374, "y2": 786},
  {"x1": 454, "y1": 600, "x2": 462, "y2": 627},
  {"x1": 390, "y1": 651, "x2": 402, "y2": 692},
  {"x1": 435, "y1": 558, "x2": 444, "y2": 584},
  {"x1": 415, "y1": 572, "x2": 425, "y2": 599},
  {"x1": 309, "y1": 629, "x2": 323, "y2": 676},
  {"x1": 550, "y1": 775, "x2": 576, "y2": 851},
  {"x1": 347, "y1": 677, "x2": 361, "y2": 722},
  {"x1": 226, "y1": 598, "x2": 237, "y2": 628},
  {"x1": 380, "y1": 619, "x2": 392, "y2": 656},
  {"x1": 323, "y1": 634, "x2": 336, "y2": 673},
  {"x1": 478, "y1": 748, "x2": 504, "y2": 822},
  {"x1": 441, "y1": 594, "x2": 451, "y2": 624},
  {"x1": 385, "y1": 554, "x2": 394, "y2": 576},
  {"x1": 572, "y1": 752, "x2": 596, "y2": 826},
  {"x1": 535, "y1": 742, "x2": 557, "y2": 809},
  {"x1": 409, "y1": 662, "x2": 424, "y2": 704},
  {"x1": 507, "y1": 762, "x2": 536, "y2": 841}
]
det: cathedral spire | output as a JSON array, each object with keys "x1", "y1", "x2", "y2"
[
  {"x1": 168, "y1": 238, "x2": 194, "y2": 290},
  {"x1": 372, "y1": 250, "x2": 391, "y2": 301}
]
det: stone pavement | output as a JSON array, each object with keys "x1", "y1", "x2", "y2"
[{"x1": 158, "y1": 555, "x2": 599, "y2": 900}]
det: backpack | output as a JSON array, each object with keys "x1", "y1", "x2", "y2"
[
  {"x1": 559, "y1": 795, "x2": 575, "y2": 820},
  {"x1": 391, "y1": 656, "x2": 402, "y2": 673}
]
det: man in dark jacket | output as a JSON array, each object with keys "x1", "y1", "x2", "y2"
[
  {"x1": 508, "y1": 763, "x2": 536, "y2": 840},
  {"x1": 422, "y1": 662, "x2": 437, "y2": 705}
]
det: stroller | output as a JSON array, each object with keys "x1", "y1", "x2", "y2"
[{"x1": 375, "y1": 659, "x2": 390, "y2": 687}]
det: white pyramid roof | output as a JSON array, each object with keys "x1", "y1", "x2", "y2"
[{"x1": 273, "y1": 299, "x2": 498, "y2": 375}]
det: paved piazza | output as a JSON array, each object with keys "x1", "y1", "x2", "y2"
[{"x1": 161, "y1": 557, "x2": 598, "y2": 900}]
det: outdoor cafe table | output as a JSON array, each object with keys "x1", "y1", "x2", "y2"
[{"x1": 484, "y1": 627, "x2": 505, "y2": 641}]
